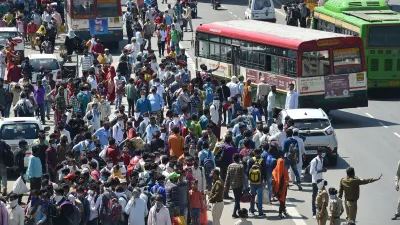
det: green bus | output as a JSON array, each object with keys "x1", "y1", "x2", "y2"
[{"x1": 312, "y1": 0, "x2": 400, "y2": 89}]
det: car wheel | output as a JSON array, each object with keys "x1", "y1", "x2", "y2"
[{"x1": 329, "y1": 154, "x2": 338, "y2": 166}]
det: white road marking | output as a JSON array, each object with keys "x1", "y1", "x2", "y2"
[
  {"x1": 365, "y1": 113, "x2": 374, "y2": 118},
  {"x1": 286, "y1": 200, "x2": 307, "y2": 225},
  {"x1": 379, "y1": 122, "x2": 388, "y2": 128},
  {"x1": 234, "y1": 15, "x2": 238, "y2": 17},
  {"x1": 230, "y1": 11, "x2": 233, "y2": 14},
  {"x1": 394, "y1": 132, "x2": 400, "y2": 138}
]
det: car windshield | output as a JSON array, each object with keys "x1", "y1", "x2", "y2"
[
  {"x1": 30, "y1": 58, "x2": 60, "y2": 72},
  {"x1": 0, "y1": 32, "x2": 19, "y2": 40},
  {"x1": 0, "y1": 123, "x2": 40, "y2": 140},
  {"x1": 294, "y1": 119, "x2": 330, "y2": 130}
]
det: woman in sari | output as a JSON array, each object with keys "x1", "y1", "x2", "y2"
[
  {"x1": 242, "y1": 79, "x2": 253, "y2": 107},
  {"x1": 272, "y1": 158, "x2": 289, "y2": 219},
  {"x1": 106, "y1": 66, "x2": 116, "y2": 104}
]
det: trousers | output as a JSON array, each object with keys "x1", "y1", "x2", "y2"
[
  {"x1": 345, "y1": 200, "x2": 357, "y2": 222},
  {"x1": 211, "y1": 202, "x2": 224, "y2": 225},
  {"x1": 316, "y1": 208, "x2": 327, "y2": 225},
  {"x1": 0, "y1": 163, "x2": 6, "y2": 189}
]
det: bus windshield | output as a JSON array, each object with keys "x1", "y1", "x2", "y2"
[
  {"x1": 73, "y1": 0, "x2": 95, "y2": 15},
  {"x1": 333, "y1": 48, "x2": 362, "y2": 74},
  {"x1": 302, "y1": 50, "x2": 330, "y2": 77},
  {"x1": 97, "y1": 1, "x2": 119, "y2": 17},
  {"x1": 368, "y1": 25, "x2": 400, "y2": 48}
]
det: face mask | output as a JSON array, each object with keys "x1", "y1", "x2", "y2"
[
  {"x1": 68, "y1": 165, "x2": 74, "y2": 171},
  {"x1": 88, "y1": 190, "x2": 94, "y2": 196},
  {"x1": 155, "y1": 157, "x2": 160, "y2": 163},
  {"x1": 155, "y1": 82, "x2": 160, "y2": 86},
  {"x1": 160, "y1": 133, "x2": 166, "y2": 140},
  {"x1": 9, "y1": 199, "x2": 18, "y2": 207},
  {"x1": 141, "y1": 95, "x2": 145, "y2": 100},
  {"x1": 54, "y1": 195, "x2": 63, "y2": 202},
  {"x1": 76, "y1": 193, "x2": 83, "y2": 197},
  {"x1": 134, "y1": 112, "x2": 140, "y2": 118},
  {"x1": 317, "y1": 181, "x2": 325, "y2": 190},
  {"x1": 173, "y1": 118, "x2": 179, "y2": 123},
  {"x1": 119, "y1": 162, "x2": 124, "y2": 167},
  {"x1": 143, "y1": 117, "x2": 150, "y2": 123},
  {"x1": 101, "y1": 176, "x2": 107, "y2": 181},
  {"x1": 107, "y1": 163, "x2": 113, "y2": 168},
  {"x1": 52, "y1": 143, "x2": 56, "y2": 148},
  {"x1": 329, "y1": 194, "x2": 336, "y2": 200}
]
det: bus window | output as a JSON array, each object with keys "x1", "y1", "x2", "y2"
[
  {"x1": 271, "y1": 55, "x2": 278, "y2": 73},
  {"x1": 98, "y1": 0, "x2": 119, "y2": 17},
  {"x1": 73, "y1": 0, "x2": 94, "y2": 14},
  {"x1": 254, "y1": 0, "x2": 271, "y2": 10},
  {"x1": 210, "y1": 42, "x2": 220, "y2": 60},
  {"x1": 199, "y1": 41, "x2": 209, "y2": 58},
  {"x1": 220, "y1": 45, "x2": 231, "y2": 62},
  {"x1": 302, "y1": 50, "x2": 330, "y2": 77},
  {"x1": 333, "y1": 48, "x2": 362, "y2": 74}
]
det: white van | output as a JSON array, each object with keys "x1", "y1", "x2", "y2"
[
  {"x1": 244, "y1": 0, "x2": 276, "y2": 22},
  {"x1": 0, "y1": 117, "x2": 50, "y2": 169},
  {"x1": 0, "y1": 27, "x2": 25, "y2": 58}
]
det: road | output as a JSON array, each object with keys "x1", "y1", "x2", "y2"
[{"x1": 5, "y1": 1, "x2": 400, "y2": 224}]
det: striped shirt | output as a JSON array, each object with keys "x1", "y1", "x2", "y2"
[
  {"x1": 225, "y1": 162, "x2": 245, "y2": 190},
  {"x1": 80, "y1": 55, "x2": 92, "y2": 72}
]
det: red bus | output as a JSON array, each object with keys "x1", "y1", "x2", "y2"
[{"x1": 195, "y1": 20, "x2": 368, "y2": 111}]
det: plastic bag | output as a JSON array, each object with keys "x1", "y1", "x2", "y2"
[
  {"x1": 262, "y1": 188, "x2": 270, "y2": 204},
  {"x1": 12, "y1": 176, "x2": 29, "y2": 194}
]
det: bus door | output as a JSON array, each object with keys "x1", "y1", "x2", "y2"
[{"x1": 231, "y1": 45, "x2": 240, "y2": 77}]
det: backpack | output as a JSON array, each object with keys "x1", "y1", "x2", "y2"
[
  {"x1": 1, "y1": 142, "x2": 13, "y2": 167},
  {"x1": 265, "y1": 154, "x2": 277, "y2": 171},
  {"x1": 17, "y1": 101, "x2": 29, "y2": 116},
  {"x1": 204, "y1": 84, "x2": 214, "y2": 105},
  {"x1": 59, "y1": 200, "x2": 81, "y2": 225},
  {"x1": 104, "y1": 193, "x2": 122, "y2": 222},
  {"x1": 285, "y1": 138, "x2": 299, "y2": 165},
  {"x1": 249, "y1": 157, "x2": 263, "y2": 185},
  {"x1": 202, "y1": 150, "x2": 214, "y2": 176},
  {"x1": 214, "y1": 143, "x2": 226, "y2": 162}
]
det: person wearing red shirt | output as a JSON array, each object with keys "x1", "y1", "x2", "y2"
[
  {"x1": 91, "y1": 39, "x2": 105, "y2": 58},
  {"x1": 27, "y1": 20, "x2": 38, "y2": 50},
  {"x1": 106, "y1": 137, "x2": 120, "y2": 165},
  {"x1": 89, "y1": 161, "x2": 101, "y2": 180},
  {"x1": 6, "y1": 64, "x2": 22, "y2": 83}
]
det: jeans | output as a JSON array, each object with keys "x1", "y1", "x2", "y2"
[
  {"x1": 250, "y1": 184, "x2": 263, "y2": 213},
  {"x1": 44, "y1": 100, "x2": 51, "y2": 117},
  {"x1": 158, "y1": 41, "x2": 166, "y2": 56},
  {"x1": 267, "y1": 110, "x2": 274, "y2": 128},
  {"x1": 36, "y1": 103, "x2": 45, "y2": 122},
  {"x1": 266, "y1": 175, "x2": 272, "y2": 201},
  {"x1": 232, "y1": 187, "x2": 242, "y2": 216},
  {"x1": 191, "y1": 208, "x2": 200, "y2": 225},
  {"x1": 4, "y1": 102, "x2": 11, "y2": 118},
  {"x1": 180, "y1": 208, "x2": 188, "y2": 222},
  {"x1": 206, "y1": 175, "x2": 212, "y2": 191},
  {"x1": 0, "y1": 163, "x2": 7, "y2": 189},
  {"x1": 227, "y1": 109, "x2": 232, "y2": 124},
  {"x1": 312, "y1": 183, "x2": 318, "y2": 215},
  {"x1": 290, "y1": 163, "x2": 302, "y2": 183},
  {"x1": 127, "y1": 98, "x2": 135, "y2": 117},
  {"x1": 116, "y1": 94, "x2": 123, "y2": 109},
  {"x1": 286, "y1": 161, "x2": 301, "y2": 184},
  {"x1": 87, "y1": 218, "x2": 98, "y2": 225}
]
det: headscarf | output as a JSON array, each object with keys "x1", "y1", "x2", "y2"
[
  {"x1": 272, "y1": 158, "x2": 289, "y2": 195},
  {"x1": 132, "y1": 187, "x2": 141, "y2": 207}
]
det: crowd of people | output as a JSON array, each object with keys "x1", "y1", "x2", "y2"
[{"x1": 0, "y1": 1, "x2": 385, "y2": 225}]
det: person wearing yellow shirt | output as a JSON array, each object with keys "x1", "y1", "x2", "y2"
[{"x1": 169, "y1": 46, "x2": 176, "y2": 59}]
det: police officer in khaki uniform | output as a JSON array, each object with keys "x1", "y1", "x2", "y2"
[
  {"x1": 338, "y1": 167, "x2": 382, "y2": 223},
  {"x1": 392, "y1": 159, "x2": 400, "y2": 220},
  {"x1": 328, "y1": 187, "x2": 344, "y2": 225},
  {"x1": 315, "y1": 179, "x2": 329, "y2": 225}
]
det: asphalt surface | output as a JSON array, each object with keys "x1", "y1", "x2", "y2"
[{"x1": 4, "y1": 0, "x2": 400, "y2": 224}]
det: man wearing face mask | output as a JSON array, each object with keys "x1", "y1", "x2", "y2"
[
  {"x1": 85, "y1": 101, "x2": 101, "y2": 133},
  {"x1": 113, "y1": 115, "x2": 125, "y2": 144},
  {"x1": 77, "y1": 86, "x2": 90, "y2": 113},
  {"x1": 86, "y1": 183, "x2": 101, "y2": 225},
  {"x1": 6, "y1": 193, "x2": 24, "y2": 225},
  {"x1": 32, "y1": 133, "x2": 48, "y2": 174},
  {"x1": 93, "y1": 121, "x2": 111, "y2": 148},
  {"x1": 147, "y1": 194, "x2": 171, "y2": 225},
  {"x1": 148, "y1": 86, "x2": 164, "y2": 123},
  {"x1": 136, "y1": 89, "x2": 152, "y2": 116},
  {"x1": 176, "y1": 83, "x2": 191, "y2": 110},
  {"x1": 315, "y1": 179, "x2": 329, "y2": 225},
  {"x1": 58, "y1": 123, "x2": 71, "y2": 144},
  {"x1": 266, "y1": 85, "x2": 277, "y2": 127},
  {"x1": 46, "y1": 134, "x2": 58, "y2": 182},
  {"x1": 137, "y1": 112, "x2": 150, "y2": 138}
]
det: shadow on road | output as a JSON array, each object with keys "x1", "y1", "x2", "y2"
[
  {"x1": 196, "y1": 0, "x2": 248, "y2": 6},
  {"x1": 330, "y1": 110, "x2": 398, "y2": 129}
]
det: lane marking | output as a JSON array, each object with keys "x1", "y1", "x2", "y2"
[
  {"x1": 230, "y1": 11, "x2": 233, "y2": 14},
  {"x1": 394, "y1": 133, "x2": 400, "y2": 138},
  {"x1": 365, "y1": 113, "x2": 374, "y2": 118},
  {"x1": 286, "y1": 200, "x2": 307, "y2": 225},
  {"x1": 234, "y1": 15, "x2": 238, "y2": 17},
  {"x1": 379, "y1": 122, "x2": 388, "y2": 128}
]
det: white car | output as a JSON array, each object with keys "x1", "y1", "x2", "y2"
[
  {"x1": 0, "y1": 27, "x2": 25, "y2": 58},
  {"x1": 28, "y1": 54, "x2": 62, "y2": 83},
  {"x1": 270, "y1": 108, "x2": 339, "y2": 166},
  {"x1": 0, "y1": 117, "x2": 50, "y2": 169}
]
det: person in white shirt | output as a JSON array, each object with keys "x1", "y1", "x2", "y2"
[
  {"x1": 267, "y1": 85, "x2": 276, "y2": 127},
  {"x1": 253, "y1": 124, "x2": 263, "y2": 149},
  {"x1": 226, "y1": 76, "x2": 240, "y2": 98},
  {"x1": 210, "y1": 99, "x2": 220, "y2": 125},
  {"x1": 309, "y1": 148, "x2": 327, "y2": 218},
  {"x1": 113, "y1": 116, "x2": 125, "y2": 144},
  {"x1": 116, "y1": 186, "x2": 128, "y2": 224},
  {"x1": 125, "y1": 187, "x2": 148, "y2": 225},
  {"x1": 269, "y1": 123, "x2": 286, "y2": 148},
  {"x1": 145, "y1": 117, "x2": 160, "y2": 144},
  {"x1": 285, "y1": 83, "x2": 299, "y2": 109},
  {"x1": 87, "y1": 71, "x2": 98, "y2": 90},
  {"x1": 86, "y1": 185, "x2": 101, "y2": 224},
  {"x1": 6, "y1": 193, "x2": 24, "y2": 225},
  {"x1": 80, "y1": 50, "x2": 93, "y2": 73},
  {"x1": 260, "y1": 126, "x2": 270, "y2": 145},
  {"x1": 291, "y1": 128, "x2": 306, "y2": 183},
  {"x1": 104, "y1": 48, "x2": 113, "y2": 66},
  {"x1": 59, "y1": 123, "x2": 71, "y2": 143},
  {"x1": 147, "y1": 194, "x2": 172, "y2": 225}
]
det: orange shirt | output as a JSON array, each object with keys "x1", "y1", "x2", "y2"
[
  {"x1": 189, "y1": 190, "x2": 203, "y2": 209},
  {"x1": 168, "y1": 134, "x2": 184, "y2": 157}
]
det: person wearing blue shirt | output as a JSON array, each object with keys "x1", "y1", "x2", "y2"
[
  {"x1": 27, "y1": 147, "x2": 43, "y2": 190},
  {"x1": 261, "y1": 145, "x2": 277, "y2": 203},
  {"x1": 136, "y1": 89, "x2": 152, "y2": 115},
  {"x1": 145, "y1": 116, "x2": 160, "y2": 144},
  {"x1": 282, "y1": 128, "x2": 302, "y2": 190},
  {"x1": 198, "y1": 142, "x2": 215, "y2": 190},
  {"x1": 199, "y1": 109, "x2": 210, "y2": 130},
  {"x1": 73, "y1": 131, "x2": 96, "y2": 152},
  {"x1": 234, "y1": 123, "x2": 247, "y2": 147},
  {"x1": 148, "y1": 87, "x2": 164, "y2": 112},
  {"x1": 150, "y1": 175, "x2": 167, "y2": 204},
  {"x1": 93, "y1": 122, "x2": 111, "y2": 148}
]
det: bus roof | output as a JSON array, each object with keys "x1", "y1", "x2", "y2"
[
  {"x1": 197, "y1": 20, "x2": 352, "y2": 50},
  {"x1": 323, "y1": 0, "x2": 389, "y2": 13}
]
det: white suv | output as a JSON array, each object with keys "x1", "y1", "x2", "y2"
[
  {"x1": 0, "y1": 117, "x2": 50, "y2": 170},
  {"x1": 270, "y1": 108, "x2": 339, "y2": 166}
]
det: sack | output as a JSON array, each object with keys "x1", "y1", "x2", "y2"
[
  {"x1": 204, "y1": 84, "x2": 214, "y2": 105},
  {"x1": 249, "y1": 157, "x2": 263, "y2": 185},
  {"x1": 97, "y1": 54, "x2": 107, "y2": 64},
  {"x1": 262, "y1": 188, "x2": 270, "y2": 204},
  {"x1": 106, "y1": 195, "x2": 122, "y2": 221},
  {"x1": 12, "y1": 176, "x2": 29, "y2": 194},
  {"x1": 285, "y1": 138, "x2": 299, "y2": 165},
  {"x1": 172, "y1": 216, "x2": 186, "y2": 225},
  {"x1": 202, "y1": 151, "x2": 214, "y2": 176},
  {"x1": 17, "y1": 101, "x2": 29, "y2": 116},
  {"x1": 240, "y1": 190, "x2": 251, "y2": 203}
]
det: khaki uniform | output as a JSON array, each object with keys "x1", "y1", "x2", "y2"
[
  {"x1": 315, "y1": 189, "x2": 328, "y2": 225},
  {"x1": 339, "y1": 176, "x2": 377, "y2": 222},
  {"x1": 329, "y1": 197, "x2": 344, "y2": 225}
]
